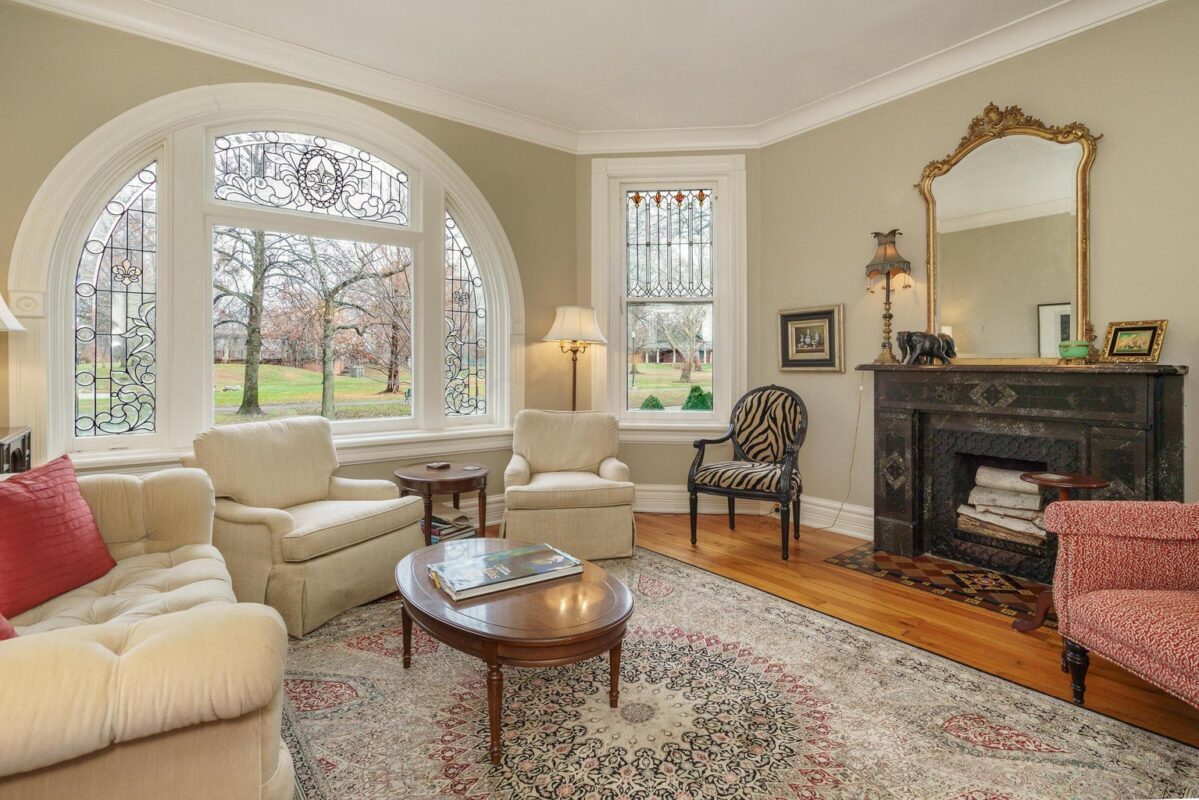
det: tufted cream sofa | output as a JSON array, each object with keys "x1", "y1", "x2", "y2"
[
  {"x1": 502, "y1": 410, "x2": 636, "y2": 560},
  {"x1": 0, "y1": 468, "x2": 294, "y2": 800}
]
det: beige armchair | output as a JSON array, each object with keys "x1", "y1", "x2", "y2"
[
  {"x1": 1, "y1": 469, "x2": 292, "y2": 800},
  {"x1": 502, "y1": 410, "x2": 635, "y2": 560},
  {"x1": 184, "y1": 416, "x2": 424, "y2": 636}
]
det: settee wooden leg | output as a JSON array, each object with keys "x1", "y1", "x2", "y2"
[
  {"x1": 780, "y1": 503, "x2": 790, "y2": 561},
  {"x1": 1060, "y1": 644, "x2": 1069, "y2": 673},
  {"x1": 689, "y1": 493, "x2": 698, "y2": 545},
  {"x1": 793, "y1": 496, "x2": 801, "y2": 540},
  {"x1": 1064, "y1": 639, "x2": 1089, "y2": 705},
  {"x1": 727, "y1": 496, "x2": 736, "y2": 530}
]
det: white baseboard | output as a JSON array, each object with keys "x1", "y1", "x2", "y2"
[
  {"x1": 458, "y1": 484, "x2": 874, "y2": 542},
  {"x1": 632, "y1": 483, "x2": 873, "y2": 541}
]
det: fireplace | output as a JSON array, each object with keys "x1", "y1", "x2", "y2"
[{"x1": 860, "y1": 363, "x2": 1185, "y2": 581}]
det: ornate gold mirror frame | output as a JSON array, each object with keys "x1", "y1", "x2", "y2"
[{"x1": 919, "y1": 103, "x2": 1101, "y2": 361}]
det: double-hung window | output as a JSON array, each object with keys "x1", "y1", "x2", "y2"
[{"x1": 591, "y1": 156, "x2": 747, "y2": 436}]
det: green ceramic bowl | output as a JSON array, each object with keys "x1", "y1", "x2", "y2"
[{"x1": 1058, "y1": 340, "x2": 1090, "y2": 359}]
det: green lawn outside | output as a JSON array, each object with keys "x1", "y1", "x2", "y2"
[
  {"x1": 214, "y1": 363, "x2": 412, "y2": 425},
  {"x1": 626, "y1": 361, "x2": 713, "y2": 410}
]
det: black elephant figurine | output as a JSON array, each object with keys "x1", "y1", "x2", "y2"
[{"x1": 897, "y1": 331, "x2": 957, "y2": 366}]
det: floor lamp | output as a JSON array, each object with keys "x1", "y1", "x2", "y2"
[{"x1": 544, "y1": 306, "x2": 606, "y2": 411}]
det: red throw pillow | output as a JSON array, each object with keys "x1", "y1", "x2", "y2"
[
  {"x1": 0, "y1": 455, "x2": 115, "y2": 618},
  {"x1": 0, "y1": 612, "x2": 15, "y2": 640}
]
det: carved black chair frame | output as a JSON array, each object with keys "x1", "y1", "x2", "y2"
[{"x1": 687, "y1": 385, "x2": 809, "y2": 560}]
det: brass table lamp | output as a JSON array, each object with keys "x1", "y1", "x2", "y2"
[{"x1": 865, "y1": 229, "x2": 912, "y2": 364}]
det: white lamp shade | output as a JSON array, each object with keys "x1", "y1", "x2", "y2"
[
  {"x1": 543, "y1": 305, "x2": 606, "y2": 344},
  {"x1": 0, "y1": 294, "x2": 25, "y2": 332}
]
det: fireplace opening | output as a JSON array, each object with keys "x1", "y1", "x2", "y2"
[{"x1": 952, "y1": 453, "x2": 1050, "y2": 557}]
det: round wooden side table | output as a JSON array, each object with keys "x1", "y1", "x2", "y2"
[
  {"x1": 394, "y1": 462, "x2": 489, "y2": 545},
  {"x1": 1011, "y1": 471, "x2": 1110, "y2": 633}
]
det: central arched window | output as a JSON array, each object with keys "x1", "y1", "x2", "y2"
[{"x1": 19, "y1": 85, "x2": 522, "y2": 464}]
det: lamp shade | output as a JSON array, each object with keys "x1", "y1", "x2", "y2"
[
  {"x1": 0, "y1": 294, "x2": 25, "y2": 332},
  {"x1": 864, "y1": 229, "x2": 911, "y2": 280},
  {"x1": 543, "y1": 305, "x2": 606, "y2": 344}
]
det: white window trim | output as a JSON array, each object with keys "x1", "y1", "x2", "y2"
[
  {"x1": 9, "y1": 83, "x2": 525, "y2": 466},
  {"x1": 589, "y1": 155, "x2": 747, "y2": 441}
]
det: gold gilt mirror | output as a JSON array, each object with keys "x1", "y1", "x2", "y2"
[{"x1": 920, "y1": 104, "x2": 1100, "y2": 361}]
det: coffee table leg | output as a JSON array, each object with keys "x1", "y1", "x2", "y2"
[
  {"x1": 422, "y1": 491, "x2": 434, "y2": 546},
  {"x1": 487, "y1": 663, "x2": 503, "y2": 765},
  {"x1": 609, "y1": 641, "x2": 621, "y2": 708},
  {"x1": 401, "y1": 603, "x2": 412, "y2": 669},
  {"x1": 478, "y1": 487, "x2": 487, "y2": 538}
]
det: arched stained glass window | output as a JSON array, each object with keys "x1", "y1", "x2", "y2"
[
  {"x1": 74, "y1": 163, "x2": 157, "y2": 436},
  {"x1": 214, "y1": 132, "x2": 410, "y2": 225},
  {"x1": 444, "y1": 211, "x2": 486, "y2": 416}
]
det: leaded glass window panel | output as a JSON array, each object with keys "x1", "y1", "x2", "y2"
[
  {"x1": 75, "y1": 163, "x2": 157, "y2": 436},
  {"x1": 214, "y1": 132, "x2": 410, "y2": 225},
  {"x1": 624, "y1": 188, "x2": 715, "y2": 412},
  {"x1": 626, "y1": 189, "x2": 713, "y2": 299},
  {"x1": 444, "y1": 211, "x2": 486, "y2": 416}
]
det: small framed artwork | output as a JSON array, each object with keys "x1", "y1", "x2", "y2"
[
  {"x1": 1100, "y1": 319, "x2": 1167, "y2": 363},
  {"x1": 1037, "y1": 302, "x2": 1072, "y2": 358},
  {"x1": 779, "y1": 304, "x2": 844, "y2": 372}
]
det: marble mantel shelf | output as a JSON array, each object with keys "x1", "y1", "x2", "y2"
[{"x1": 857, "y1": 363, "x2": 1187, "y2": 375}]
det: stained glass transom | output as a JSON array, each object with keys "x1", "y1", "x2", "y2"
[
  {"x1": 75, "y1": 163, "x2": 157, "y2": 436},
  {"x1": 444, "y1": 211, "x2": 486, "y2": 416},
  {"x1": 626, "y1": 189, "x2": 713, "y2": 298},
  {"x1": 214, "y1": 132, "x2": 410, "y2": 225}
]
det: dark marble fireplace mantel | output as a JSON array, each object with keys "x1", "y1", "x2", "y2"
[{"x1": 856, "y1": 363, "x2": 1185, "y2": 580}]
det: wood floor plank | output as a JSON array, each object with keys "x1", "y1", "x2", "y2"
[{"x1": 635, "y1": 511, "x2": 1199, "y2": 747}]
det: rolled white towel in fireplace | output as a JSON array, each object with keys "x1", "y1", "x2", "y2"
[
  {"x1": 967, "y1": 486, "x2": 1042, "y2": 511},
  {"x1": 974, "y1": 466, "x2": 1040, "y2": 495},
  {"x1": 975, "y1": 504, "x2": 1042, "y2": 522}
]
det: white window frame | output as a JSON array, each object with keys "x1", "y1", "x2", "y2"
[
  {"x1": 589, "y1": 155, "x2": 747, "y2": 442},
  {"x1": 9, "y1": 84, "x2": 525, "y2": 469}
]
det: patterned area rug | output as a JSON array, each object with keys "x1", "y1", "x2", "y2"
[
  {"x1": 826, "y1": 544, "x2": 1058, "y2": 629},
  {"x1": 283, "y1": 549, "x2": 1197, "y2": 799}
]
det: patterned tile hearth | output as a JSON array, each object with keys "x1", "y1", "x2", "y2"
[
  {"x1": 826, "y1": 544, "x2": 1058, "y2": 629},
  {"x1": 283, "y1": 550, "x2": 1199, "y2": 799}
]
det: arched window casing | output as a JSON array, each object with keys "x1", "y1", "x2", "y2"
[{"x1": 10, "y1": 85, "x2": 524, "y2": 468}]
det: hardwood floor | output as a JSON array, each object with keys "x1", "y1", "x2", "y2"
[{"x1": 635, "y1": 511, "x2": 1199, "y2": 747}]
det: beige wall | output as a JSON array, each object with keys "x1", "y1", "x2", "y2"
[
  {"x1": 4, "y1": 1, "x2": 1197, "y2": 502},
  {"x1": 939, "y1": 213, "x2": 1076, "y2": 357},
  {"x1": 756, "y1": 0, "x2": 1199, "y2": 505}
]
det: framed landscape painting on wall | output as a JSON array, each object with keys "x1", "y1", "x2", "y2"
[{"x1": 779, "y1": 304, "x2": 844, "y2": 372}]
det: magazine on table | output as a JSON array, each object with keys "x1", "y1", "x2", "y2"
[{"x1": 427, "y1": 543, "x2": 582, "y2": 601}]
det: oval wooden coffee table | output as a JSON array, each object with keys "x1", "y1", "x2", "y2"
[{"x1": 395, "y1": 538, "x2": 634, "y2": 765}]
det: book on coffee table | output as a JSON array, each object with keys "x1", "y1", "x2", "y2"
[{"x1": 427, "y1": 543, "x2": 582, "y2": 601}]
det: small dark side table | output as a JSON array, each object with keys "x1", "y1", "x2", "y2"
[
  {"x1": 393, "y1": 462, "x2": 489, "y2": 545},
  {"x1": 1011, "y1": 471, "x2": 1110, "y2": 633}
]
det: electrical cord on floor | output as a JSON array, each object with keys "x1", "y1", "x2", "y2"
[{"x1": 770, "y1": 373, "x2": 866, "y2": 533}]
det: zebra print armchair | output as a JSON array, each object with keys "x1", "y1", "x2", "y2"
[{"x1": 688, "y1": 385, "x2": 808, "y2": 560}]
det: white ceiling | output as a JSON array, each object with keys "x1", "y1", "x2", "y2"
[{"x1": 20, "y1": 0, "x2": 1163, "y2": 152}]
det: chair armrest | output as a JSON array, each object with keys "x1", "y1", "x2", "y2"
[
  {"x1": 691, "y1": 425, "x2": 734, "y2": 450},
  {"x1": 504, "y1": 454, "x2": 532, "y2": 488},
  {"x1": 598, "y1": 457, "x2": 631, "y2": 483},
  {"x1": 1050, "y1": 501, "x2": 1199, "y2": 604},
  {"x1": 0, "y1": 604, "x2": 286, "y2": 778},
  {"x1": 214, "y1": 499, "x2": 295, "y2": 538},
  {"x1": 328, "y1": 475, "x2": 400, "y2": 501}
]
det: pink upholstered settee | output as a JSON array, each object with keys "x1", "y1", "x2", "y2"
[{"x1": 1044, "y1": 500, "x2": 1199, "y2": 708}]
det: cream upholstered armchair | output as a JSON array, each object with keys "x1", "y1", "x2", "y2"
[
  {"x1": 184, "y1": 416, "x2": 424, "y2": 636},
  {"x1": 502, "y1": 410, "x2": 635, "y2": 560}
]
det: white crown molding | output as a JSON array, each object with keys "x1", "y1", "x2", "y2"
[{"x1": 13, "y1": 0, "x2": 1163, "y2": 154}]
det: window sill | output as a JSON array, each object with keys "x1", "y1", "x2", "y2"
[
  {"x1": 67, "y1": 425, "x2": 514, "y2": 475},
  {"x1": 617, "y1": 421, "x2": 730, "y2": 444}
]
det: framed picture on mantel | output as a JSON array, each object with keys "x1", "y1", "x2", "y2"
[{"x1": 779, "y1": 304, "x2": 844, "y2": 372}]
